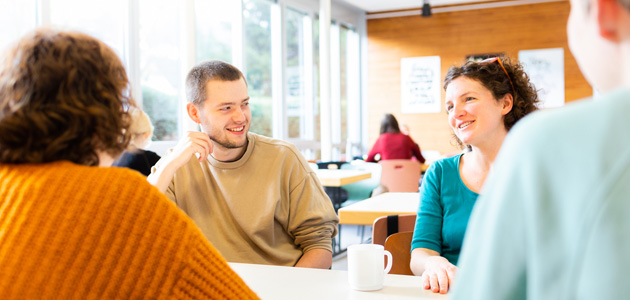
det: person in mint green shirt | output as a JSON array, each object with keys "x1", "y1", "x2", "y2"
[
  {"x1": 452, "y1": 0, "x2": 630, "y2": 298},
  {"x1": 410, "y1": 57, "x2": 539, "y2": 294}
]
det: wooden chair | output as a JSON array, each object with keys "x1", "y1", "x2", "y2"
[
  {"x1": 372, "y1": 214, "x2": 416, "y2": 246},
  {"x1": 384, "y1": 231, "x2": 414, "y2": 275},
  {"x1": 378, "y1": 160, "x2": 422, "y2": 192}
]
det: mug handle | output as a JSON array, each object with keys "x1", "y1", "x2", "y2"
[{"x1": 383, "y1": 250, "x2": 393, "y2": 274}]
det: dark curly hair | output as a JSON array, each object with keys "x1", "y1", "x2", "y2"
[
  {"x1": 0, "y1": 29, "x2": 135, "y2": 166},
  {"x1": 444, "y1": 56, "x2": 539, "y2": 148}
]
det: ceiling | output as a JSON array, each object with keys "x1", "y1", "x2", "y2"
[{"x1": 336, "y1": 0, "x2": 489, "y2": 13}]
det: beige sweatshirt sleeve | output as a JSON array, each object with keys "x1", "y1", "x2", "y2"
[{"x1": 287, "y1": 171, "x2": 339, "y2": 253}]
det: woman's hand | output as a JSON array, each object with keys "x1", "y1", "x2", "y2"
[{"x1": 420, "y1": 256, "x2": 457, "y2": 294}]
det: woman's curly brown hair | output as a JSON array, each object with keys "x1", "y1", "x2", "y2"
[
  {"x1": 0, "y1": 29, "x2": 135, "y2": 166},
  {"x1": 444, "y1": 56, "x2": 539, "y2": 130},
  {"x1": 443, "y1": 56, "x2": 540, "y2": 148}
]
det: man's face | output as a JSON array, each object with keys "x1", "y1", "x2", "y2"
[{"x1": 196, "y1": 78, "x2": 251, "y2": 152}]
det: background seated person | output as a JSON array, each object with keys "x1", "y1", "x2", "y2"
[
  {"x1": 410, "y1": 56, "x2": 539, "y2": 294},
  {"x1": 0, "y1": 29, "x2": 256, "y2": 299},
  {"x1": 148, "y1": 60, "x2": 339, "y2": 269},
  {"x1": 366, "y1": 113, "x2": 426, "y2": 163},
  {"x1": 113, "y1": 108, "x2": 161, "y2": 176}
]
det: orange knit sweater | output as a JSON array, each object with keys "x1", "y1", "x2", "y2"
[{"x1": 0, "y1": 161, "x2": 259, "y2": 300}]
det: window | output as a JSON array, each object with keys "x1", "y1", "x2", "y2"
[
  {"x1": 138, "y1": 0, "x2": 181, "y2": 141},
  {"x1": 286, "y1": 7, "x2": 311, "y2": 139},
  {"x1": 243, "y1": 0, "x2": 273, "y2": 138},
  {"x1": 0, "y1": 0, "x2": 36, "y2": 51},
  {"x1": 312, "y1": 17, "x2": 322, "y2": 159},
  {"x1": 49, "y1": 0, "x2": 126, "y2": 59},
  {"x1": 194, "y1": 0, "x2": 237, "y2": 64},
  {"x1": 339, "y1": 25, "x2": 349, "y2": 147}
]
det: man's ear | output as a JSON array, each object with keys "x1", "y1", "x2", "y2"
[
  {"x1": 597, "y1": 0, "x2": 621, "y2": 41},
  {"x1": 501, "y1": 93, "x2": 514, "y2": 116},
  {"x1": 187, "y1": 103, "x2": 201, "y2": 124}
]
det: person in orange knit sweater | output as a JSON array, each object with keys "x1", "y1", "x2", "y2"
[{"x1": 0, "y1": 29, "x2": 258, "y2": 299}]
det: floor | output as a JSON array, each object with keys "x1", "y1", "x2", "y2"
[{"x1": 331, "y1": 224, "x2": 373, "y2": 271}]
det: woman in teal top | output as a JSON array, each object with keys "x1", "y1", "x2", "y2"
[
  {"x1": 412, "y1": 153, "x2": 478, "y2": 264},
  {"x1": 410, "y1": 57, "x2": 539, "y2": 294}
]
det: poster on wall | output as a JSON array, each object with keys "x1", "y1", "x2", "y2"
[
  {"x1": 400, "y1": 56, "x2": 441, "y2": 114},
  {"x1": 518, "y1": 48, "x2": 565, "y2": 108}
]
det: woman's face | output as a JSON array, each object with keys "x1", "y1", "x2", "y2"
[{"x1": 444, "y1": 76, "x2": 512, "y2": 147}]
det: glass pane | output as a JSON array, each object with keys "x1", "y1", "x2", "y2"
[
  {"x1": 339, "y1": 26, "x2": 349, "y2": 145},
  {"x1": 0, "y1": 0, "x2": 36, "y2": 52},
  {"x1": 139, "y1": 0, "x2": 181, "y2": 141},
  {"x1": 243, "y1": 0, "x2": 272, "y2": 137},
  {"x1": 194, "y1": 0, "x2": 236, "y2": 63},
  {"x1": 313, "y1": 17, "x2": 321, "y2": 143},
  {"x1": 50, "y1": 0, "x2": 126, "y2": 58},
  {"x1": 286, "y1": 8, "x2": 307, "y2": 139}
]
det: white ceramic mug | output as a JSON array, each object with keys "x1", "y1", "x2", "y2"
[{"x1": 347, "y1": 244, "x2": 393, "y2": 291}]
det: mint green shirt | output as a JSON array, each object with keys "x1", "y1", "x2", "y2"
[{"x1": 453, "y1": 89, "x2": 630, "y2": 299}]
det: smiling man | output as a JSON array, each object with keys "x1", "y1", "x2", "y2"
[{"x1": 148, "y1": 60, "x2": 338, "y2": 269}]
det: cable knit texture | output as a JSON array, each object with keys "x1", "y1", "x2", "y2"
[{"x1": 0, "y1": 161, "x2": 258, "y2": 300}]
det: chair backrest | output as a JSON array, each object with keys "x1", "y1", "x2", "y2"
[
  {"x1": 384, "y1": 231, "x2": 414, "y2": 275},
  {"x1": 372, "y1": 213, "x2": 417, "y2": 246},
  {"x1": 378, "y1": 159, "x2": 421, "y2": 192},
  {"x1": 340, "y1": 161, "x2": 382, "y2": 201}
]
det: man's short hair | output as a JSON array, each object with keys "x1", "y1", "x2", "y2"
[{"x1": 185, "y1": 60, "x2": 247, "y2": 105}]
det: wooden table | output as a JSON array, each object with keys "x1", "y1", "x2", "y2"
[
  {"x1": 230, "y1": 262, "x2": 447, "y2": 300},
  {"x1": 338, "y1": 192, "x2": 419, "y2": 225},
  {"x1": 314, "y1": 169, "x2": 371, "y2": 212},
  {"x1": 314, "y1": 169, "x2": 372, "y2": 187}
]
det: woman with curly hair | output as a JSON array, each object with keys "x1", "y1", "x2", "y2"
[
  {"x1": 0, "y1": 29, "x2": 258, "y2": 299},
  {"x1": 409, "y1": 56, "x2": 539, "y2": 294}
]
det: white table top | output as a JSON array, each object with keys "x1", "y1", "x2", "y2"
[
  {"x1": 338, "y1": 192, "x2": 420, "y2": 225},
  {"x1": 314, "y1": 169, "x2": 371, "y2": 187},
  {"x1": 229, "y1": 262, "x2": 447, "y2": 300}
]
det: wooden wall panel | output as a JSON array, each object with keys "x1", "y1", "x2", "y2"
[{"x1": 366, "y1": 1, "x2": 591, "y2": 155}]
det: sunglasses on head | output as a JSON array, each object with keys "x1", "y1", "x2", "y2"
[{"x1": 479, "y1": 57, "x2": 516, "y2": 95}]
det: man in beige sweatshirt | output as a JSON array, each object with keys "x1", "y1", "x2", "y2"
[{"x1": 148, "y1": 60, "x2": 338, "y2": 269}]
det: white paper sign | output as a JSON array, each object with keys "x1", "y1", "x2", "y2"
[
  {"x1": 518, "y1": 48, "x2": 565, "y2": 108},
  {"x1": 401, "y1": 56, "x2": 441, "y2": 113}
]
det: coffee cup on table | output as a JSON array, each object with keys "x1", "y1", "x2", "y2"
[{"x1": 347, "y1": 244, "x2": 393, "y2": 291}]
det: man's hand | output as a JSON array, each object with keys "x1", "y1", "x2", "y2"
[
  {"x1": 169, "y1": 131, "x2": 214, "y2": 167},
  {"x1": 148, "y1": 131, "x2": 213, "y2": 193}
]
